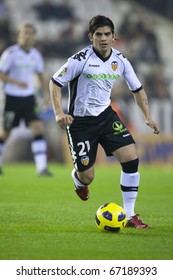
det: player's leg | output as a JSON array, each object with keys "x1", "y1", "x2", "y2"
[
  {"x1": 0, "y1": 130, "x2": 10, "y2": 175},
  {"x1": 112, "y1": 144, "x2": 139, "y2": 219},
  {"x1": 113, "y1": 144, "x2": 150, "y2": 228},
  {"x1": 0, "y1": 95, "x2": 17, "y2": 175},
  {"x1": 26, "y1": 95, "x2": 52, "y2": 176},
  {"x1": 66, "y1": 121, "x2": 98, "y2": 201},
  {"x1": 71, "y1": 166, "x2": 94, "y2": 201},
  {"x1": 0, "y1": 138, "x2": 3, "y2": 174},
  {"x1": 100, "y1": 109, "x2": 139, "y2": 217},
  {"x1": 101, "y1": 107, "x2": 150, "y2": 228},
  {"x1": 29, "y1": 120, "x2": 52, "y2": 176}
]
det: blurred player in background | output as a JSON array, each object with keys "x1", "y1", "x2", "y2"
[
  {"x1": 49, "y1": 15, "x2": 160, "y2": 228},
  {"x1": 0, "y1": 23, "x2": 52, "y2": 176}
]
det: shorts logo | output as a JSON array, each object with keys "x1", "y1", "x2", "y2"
[
  {"x1": 112, "y1": 121, "x2": 127, "y2": 135},
  {"x1": 81, "y1": 156, "x2": 89, "y2": 166},
  {"x1": 4, "y1": 111, "x2": 15, "y2": 129}
]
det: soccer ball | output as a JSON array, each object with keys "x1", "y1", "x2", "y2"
[{"x1": 95, "y1": 202, "x2": 127, "y2": 232}]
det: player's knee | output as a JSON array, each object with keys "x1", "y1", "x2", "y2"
[
  {"x1": 0, "y1": 129, "x2": 10, "y2": 141},
  {"x1": 77, "y1": 171, "x2": 94, "y2": 185},
  {"x1": 32, "y1": 134, "x2": 44, "y2": 141},
  {"x1": 121, "y1": 158, "x2": 139, "y2": 173},
  {"x1": 29, "y1": 120, "x2": 45, "y2": 135}
]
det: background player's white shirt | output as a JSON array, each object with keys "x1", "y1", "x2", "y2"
[
  {"x1": 0, "y1": 44, "x2": 44, "y2": 97},
  {"x1": 52, "y1": 45, "x2": 142, "y2": 117}
]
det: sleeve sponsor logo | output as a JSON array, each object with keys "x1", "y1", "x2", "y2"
[{"x1": 58, "y1": 67, "x2": 68, "y2": 77}]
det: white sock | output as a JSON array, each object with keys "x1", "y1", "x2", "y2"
[
  {"x1": 120, "y1": 171, "x2": 140, "y2": 219},
  {"x1": 31, "y1": 139, "x2": 47, "y2": 173},
  {"x1": 71, "y1": 168, "x2": 85, "y2": 187}
]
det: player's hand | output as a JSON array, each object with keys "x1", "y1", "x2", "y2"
[
  {"x1": 16, "y1": 81, "x2": 28, "y2": 88},
  {"x1": 146, "y1": 119, "x2": 160, "y2": 134},
  {"x1": 56, "y1": 113, "x2": 74, "y2": 129}
]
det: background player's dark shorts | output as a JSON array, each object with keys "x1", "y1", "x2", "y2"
[
  {"x1": 66, "y1": 106, "x2": 135, "y2": 172},
  {"x1": 3, "y1": 94, "x2": 40, "y2": 129}
]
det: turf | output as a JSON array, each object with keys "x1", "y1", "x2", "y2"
[{"x1": 0, "y1": 163, "x2": 172, "y2": 260}]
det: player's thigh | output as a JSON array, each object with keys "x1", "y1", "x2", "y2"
[
  {"x1": 3, "y1": 95, "x2": 21, "y2": 130},
  {"x1": 112, "y1": 143, "x2": 138, "y2": 163},
  {"x1": 24, "y1": 96, "x2": 44, "y2": 134},
  {"x1": 100, "y1": 109, "x2": 135, "y2": 156},
  {"x1": 66, "y1": 125, "x2": 98, "y2": 172}
]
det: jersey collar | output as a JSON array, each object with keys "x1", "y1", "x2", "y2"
[
  {"x1": 93, "y1": 47, "x2": 112, "y2": 62},
  {"x1": 18, "y1": 44, "x2": 32, "y2": 53}
]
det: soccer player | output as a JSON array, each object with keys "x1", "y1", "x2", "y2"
[
  {"x1": 0, "y1": 23, "x2": 52, "y2": 176},
  {"x1": 49, "y1": 15, "x2": 160, "y2": 228}
]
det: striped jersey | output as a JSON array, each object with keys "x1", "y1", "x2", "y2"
[
  {"x1": 52, "y1": 45, "x2": 142, "y2": 117},
  {"x1": 0, "y1": 44, "x2": 44, "y2": 97}
]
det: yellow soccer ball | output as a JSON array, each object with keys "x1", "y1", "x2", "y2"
[{"x1": 95, "y1": 202, "x2": 127, "y2": 232}]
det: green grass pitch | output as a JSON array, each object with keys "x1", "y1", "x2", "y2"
[{"x1": 0, "y1": 163, "x2": 173, "y2": 260}]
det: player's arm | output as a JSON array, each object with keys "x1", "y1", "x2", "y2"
[
  {"x1": 133, "y1": 88, "x2": 160, "y2": 134},
  {"x1": 0, "y1": 71, "x2": 27, "y2": 88},
  {"x1": 49, "y1": 80, "x2": 74, "y2": 129},
  {"x1": 0, "y1": 49, "x2": 27, "y2": 88},
  {"x1": 122, "y1": 56, "x2": 160, "y2": 135}
]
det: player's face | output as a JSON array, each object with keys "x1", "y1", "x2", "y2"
[
  {"x1": 89, "y1": 26, "x2": 115, "y2": 57},
  {"x1": 18, "y1": 27, "x2": 36, "y2": 50}
]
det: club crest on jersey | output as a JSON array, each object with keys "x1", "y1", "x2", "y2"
[
  {"x1": 58, "y1": 67, "x2": 67, "y2": 77},
  {"x1": 81, "y1": 156, "x2": 89, "y2": 166},
  {"x1": 111, "y1": 61, "x2": 118, "y2": 71}
]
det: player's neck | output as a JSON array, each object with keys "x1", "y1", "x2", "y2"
[
  {"x1": 93, "y1": 47, "x2": 112, "y2": 61},
  {"x1": 19, "y1": 43, "x2": 32, "y2": 52}
]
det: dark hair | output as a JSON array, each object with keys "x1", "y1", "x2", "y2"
[
  {"x1": 89, "y1": 15, "x2": 115, "y2": 34},
  {"x1": 18, "y1": 23, "x2": 37, "y2": 34}
]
